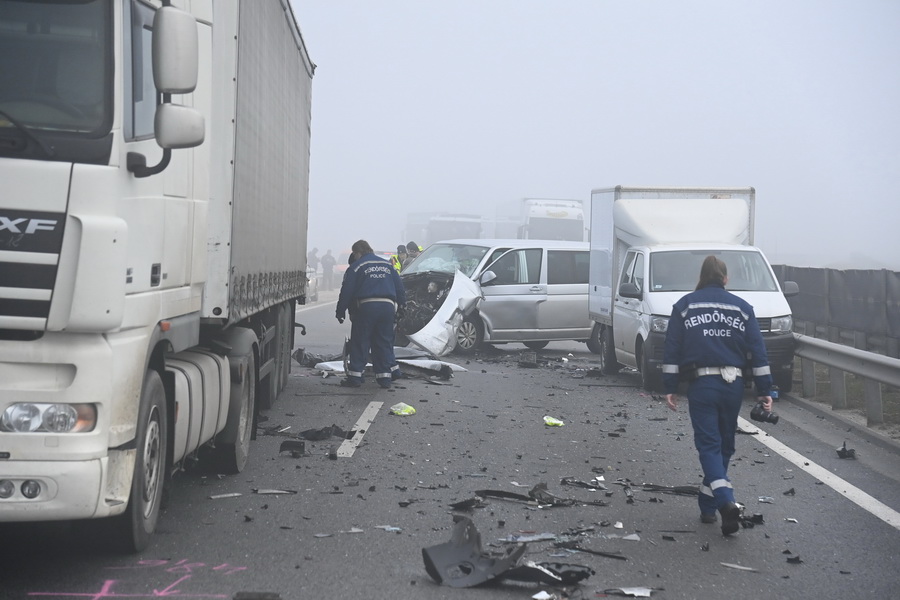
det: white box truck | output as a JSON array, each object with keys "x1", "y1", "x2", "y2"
[
  {"x1": 0, "y1": 0, "x2": 313, "y2": 551},
  {"x1": 588, "y1": 186, "x2": 798, "y2": 393}
]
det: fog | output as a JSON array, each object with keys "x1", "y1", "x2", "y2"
[{"x1": 291, "y1": 0, "x2": 900, "y2": 270}]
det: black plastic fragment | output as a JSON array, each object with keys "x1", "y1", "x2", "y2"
[
  {"x1": 502, "y1": 561, "x2": 595, "y2": 585},
  {"x1": 299, "y1": 424, "x2": 352, "y2": 441},
  {"x1": 422, "y1": 516, "x2": 526, "y2": 587},
  {"x1": 837, "y1": 441, "x2": 856, "y2": 459},
  {"x1": 278, "y1": 440, "x2": 305, "y2": 456}
]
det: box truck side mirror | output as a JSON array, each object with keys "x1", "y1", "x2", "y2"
[
  {"x1": 782, "y1": 280, "x2": 800, "y2": 297},
  {"x1": 618, "y1": 282, "x2": 642, "y2": 299}
]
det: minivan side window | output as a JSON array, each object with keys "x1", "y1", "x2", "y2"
[
  {"x1": 486, "y1": 248, "x2": 542, "y2": 285},
  {"x1": 548, "y1": 250, "x2": 589, "y2": 284}
]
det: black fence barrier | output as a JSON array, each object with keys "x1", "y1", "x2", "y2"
[{"x1": 773, "y1": 265, "x2": 900, "y2": 357}]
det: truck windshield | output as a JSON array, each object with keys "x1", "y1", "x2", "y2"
[
  {"x1": 650, "y1": 250, "x2": 779, "y2": 292},
  {"x1": 0, "y1": 0, "x2": 112, "y2": 138},
  {"x1": 403, "y1": 243, "x2": 491, "y2": 278}
]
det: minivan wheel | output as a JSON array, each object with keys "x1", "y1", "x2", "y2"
[
  {"x1": 454, "y1": 315, "x2": 483, "y2": 355},
  {"x1": 523, "y1": 341, "x2": 548, "y2": 350}
]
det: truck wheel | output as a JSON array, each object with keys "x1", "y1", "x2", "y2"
[
  {"x1": 599, "y1": 328, "x2": 620, "y2": 375},
  {"x1": 773, "y1": 370, "x2": 793, "y2": 394},
  {"x1": 639, "y1": 345, "x2": 662, "y2": 393},
  {"x1": 212, "y1": 352, "x2": 256, "y2": 474},
  {"x1": 523, "y1": 341, "x2": 548, "y2": 350},
  {"x1": 587, "y1": 323, "x2": 602, "y2": 354},
  {"x1": 113, "y1": 370, "x2": 167, "y2": 552},
  {"x1": 454, "y1": 315, "x2": 484, "y2": 355}
]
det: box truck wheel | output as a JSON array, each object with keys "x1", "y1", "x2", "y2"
[
  {"x1": 211, "y1": 352, "x2": 256, "y2": 474},
  {"x1": 598, "y1": 327, "x2": 621, "y2": 374},
  {"x1": 773, "y1": 370, "x2": 793, "y2": 394},
  {"x1": 639, "y1": 345, "x2": 663, "y2": 393},
  {"x1": 454, "y1": 314, "x2": 484, "y2": 355},
  {"x1": 112, "y1": 369, "x2": 167, "y2": 552}
]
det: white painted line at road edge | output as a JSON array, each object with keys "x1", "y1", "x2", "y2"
[
  {"x1": 337, "y1": 401, "x2": 383, "y2": 458},
  {"x1": 739, "y1": 416, "x2": 900, "y2": 531}
]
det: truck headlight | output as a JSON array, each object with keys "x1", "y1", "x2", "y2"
[
  {"x1": 650, "y1": 316, "x2": 669, "y2": 333},
  {"x1": 1, "y1": 403, "x2": 97, "y2": 433},
  {"x1": 770, "y1": 315, "x2": 793, "y2": 333}
]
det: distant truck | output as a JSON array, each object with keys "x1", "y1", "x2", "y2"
[
  {"x1": 518, "y1": 198, "x2": 585, "y2": 241},
  {"x1": 0, "y1": 0, "x2": 313, "y2": 551},
  {"x1": 587, "y1": 186, "x2": 798, "y2": 393},
  {"x1": 426, "y1": 213, "x2": 483, "y2": 245}
]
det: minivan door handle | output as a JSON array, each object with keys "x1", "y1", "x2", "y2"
[{"x1": 529, "y1": 285, "x2": 544, "y2": 293}]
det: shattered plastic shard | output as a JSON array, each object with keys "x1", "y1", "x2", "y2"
[
  {"x1": 390, "y1": 402, "x2": 416, "y2": 416},
  {"x1": 502, "y1": 561, "x2": 595, "y2": 585},
  {"x1": 543, "y1": 416, "x2": 564, "y2": 426},
  {"x1": 837, "y1": 441, "x2": 856, "y2": 459},
  {"x1": 422, "y1": 516, "x2": 527, "y2": 587}
]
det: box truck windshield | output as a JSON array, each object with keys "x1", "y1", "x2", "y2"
[{"x1": 650, "y1": 249, "x2": 779, "y2": 293}]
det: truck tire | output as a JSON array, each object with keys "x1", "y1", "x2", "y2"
[
  {"x1": 599, "y1": 327, "x2": 621, "y2": 375},
  {"x1": 523, "y1": 341, "x2": 548, "y2": 350},
  {"x1": 212, "y1": 352, "x2": 256, "y2": 474},
  {"x1": 113, "y1": 369, "x2": 167, "y2": 552},
  {"x1": 587, "y1": 323, "x2": 602, "y2": 354},
  {"x1": 639, "y1": 344, "x2": 663, "y2": 393},
  {"x1": 454, "y1": 314, "x2": 484, "y2": 355},
  {"x1": 773, "y1": 370, "x2": 794, "y2": 394}
]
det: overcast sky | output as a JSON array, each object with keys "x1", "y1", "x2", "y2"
[{"x1": 291, "y1": 1, "x2": 900, "y2": 270}]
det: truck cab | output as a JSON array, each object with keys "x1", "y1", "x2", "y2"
[{"x1": 612, "y1": 244, "x2": 798, "y2": 392}]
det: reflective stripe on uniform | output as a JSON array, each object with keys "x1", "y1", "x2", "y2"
[
  {"x1": 375, "y1": 372, "x2": 392, "y2": 379},
  {"x1": 662, "y1": 363, "x2": 679, "y2": 374},
  {"x1": 710, "y1": 479, "x2": 733, "y2": 491},
  {"x1": 753, "y1": 365, "x2": 771, "y2": 376},
  {"x1": 348, "y1": 370, "x2": 364, "y2": 378},
  {"x1": 680, "y1": 302, "x2": 749, "y2": 321},
  {"x1": 699, "y1": 485, "x2": 714, "y2": 497}
]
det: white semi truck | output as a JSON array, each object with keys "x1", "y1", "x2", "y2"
[
  {"x1": 518, "y1": 198, "x2": 585, "y2": 241},
  {"x1": 0, "y1": 0, "x2": 313, "y2": 551},
  {"x1": 588, "y1": 186, "x2": 798, "y2": 393}
]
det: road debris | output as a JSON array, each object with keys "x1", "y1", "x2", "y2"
[
  {"x1": 278, "y1": 440, "x2": 305, "y2": 457},
  {"x1": 390, "y1": 402, "x2": 416, "y2": 416},
  {"x1": 422, "y1": 516, "x2": 593, "y2": 588},
  {"x1": 602, "y1": 588, "x2": 659, "y2": 598},
  {"x1": 543, "y1": 415, "x2": 564, "y2": 426},
  {"x1": 837, "y1": 441, "x2": 856, "y2": 459},
  {"x1": 721, "y1": 562, "x2": 758, "y2": 572},
  {"x1": 209, "y1": 493, "x2": 242, "y2": 500}
]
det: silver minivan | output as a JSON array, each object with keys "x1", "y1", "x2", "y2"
[{"x1": 398, "y1": 239, "x2": 596, "y2": 355}]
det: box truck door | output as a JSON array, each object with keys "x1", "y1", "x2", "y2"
[{"x1": 613, "y1": 250, "x2": 644, "y2": 362}]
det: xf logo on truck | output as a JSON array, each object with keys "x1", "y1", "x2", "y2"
[{"x1": 0, "y1": 210, "x2": 65, "y2": 253}]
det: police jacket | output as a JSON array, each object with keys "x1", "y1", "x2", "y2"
[
  {"x1": 336, "y1": 253, "x2": 406, "y2": 319},
  {"x1": 662, "y1": 283, "x2": 772, "y2": 395}
]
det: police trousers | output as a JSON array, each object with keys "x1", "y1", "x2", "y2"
[
  {"x1": 687, "y1": 375, "x2": 744, "y2": 514},
  {"x1": 347, "y1": 301, "x2": 397, "y2": 382}
]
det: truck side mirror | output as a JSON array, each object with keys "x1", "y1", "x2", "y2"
[
  {"x1": 782, "y1": 280, "x2": 800, "y2": 297},
  {"x1": 153, "y1": 7, "x2": 198, "y2": 93},
  {"x1": 618, "y1": 282, "x2": 642, "y2": 299}
]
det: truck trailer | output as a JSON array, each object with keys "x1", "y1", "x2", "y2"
[
  {"x1": 588, "y1": 186, "x2": 798, "y2": 393},
  {"x1": 0, "y1": 0, "x2": 313, "y2": 551}
]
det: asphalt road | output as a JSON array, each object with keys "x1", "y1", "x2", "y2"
[{"x1": 2, "y1": 291, "x2": 899, "y2": 600}]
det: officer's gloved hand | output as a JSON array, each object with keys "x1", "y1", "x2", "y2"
[
  {"x1": 396, "y1": 305, "x2": 406, "y2": 321},
  {"x1": 336, "y1": 311, "x2": 345, "y2": 324}
]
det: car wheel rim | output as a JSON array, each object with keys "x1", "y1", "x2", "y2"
[{"x1": 458, "y1": 322, "x2": 476, "y2": 349}]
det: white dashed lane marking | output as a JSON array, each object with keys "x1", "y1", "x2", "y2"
[
  {"x1": 338, "y1": 401, "x2": 383, "y2": 458},
  {"x1": 740, "y1": 417, "x2": 900, "y2": 531}
]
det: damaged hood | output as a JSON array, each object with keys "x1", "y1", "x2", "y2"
[{"x1": 405, "y1": 270, "x2": 482, "y2": 356}]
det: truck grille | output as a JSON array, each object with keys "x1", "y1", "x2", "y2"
[{"x1": 0, "y1": 209, "x2": 65, "y2": 334}]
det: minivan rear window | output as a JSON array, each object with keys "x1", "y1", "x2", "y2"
[{"x1": 548, "y1": 250, "x2": 589, "y2": 284}]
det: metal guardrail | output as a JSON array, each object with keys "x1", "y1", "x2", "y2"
[{"x1": 793, "y1": 332, "x2": 900, "y2": 426}]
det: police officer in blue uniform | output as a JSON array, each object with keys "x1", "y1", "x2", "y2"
[
  {"x1": 336, "y1": 239, "x2": 407, "y2": 389},
  {"x1": 661, "y1": 255, "x2": 773, "y2": 535}
]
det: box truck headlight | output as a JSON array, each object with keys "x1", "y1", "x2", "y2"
[
  {"x1": 1, "y1": 403, "x2": 97, "y2": 433},
  {"x1": 0, "y1": 480, "x2": 15, "y2": 499},
  {"x1": 650, "y1": 316, "x2": 669, "y2": 333},
  {"x1": 770, "y1": 316, "x2": 793, "y2": 333}
]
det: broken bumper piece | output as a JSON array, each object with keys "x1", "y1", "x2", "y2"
[{"x1": 422, "y1": 516, "x2": 593, "y2": 588}]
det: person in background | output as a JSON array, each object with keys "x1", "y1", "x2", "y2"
[
  {"x1": 336, "y1": 239, "x2": 406, "y2": 389},
  {"x1": 306, "y1": 247, "x2": 319, "y2": 284},
  {"x1": 661, "y1": 255, "x2": 773, "y2": 536},
  {"x1": 391, "y1": 244, "x2": 407, "y2": 272},
  {"x1": 320, "y1": 249, "x2": 336, "y2": 290},
  {"x1": 401, "y1": 241, "x2": 421, "y2": 271}
]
